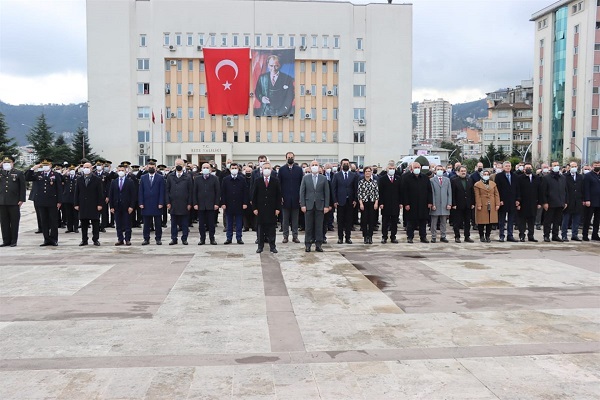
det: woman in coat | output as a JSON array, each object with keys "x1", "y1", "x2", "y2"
[
  {"x1": 474, "y1": 170, "x2": 500, "y2": 242},
  {"x1": 357, "y1": 166, "x2": 379, "y2": 244}
]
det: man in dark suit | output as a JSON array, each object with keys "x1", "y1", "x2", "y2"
[
  {"x1": 378, "y1": 161, "x2": 402, "y2": 243},
  {"x1": 109, "y1": 164, "x2": 136, "y2": 246},
  {"x1": 450, "y1": 166, "x2": 475, "y2": 243},
  {"x1": 254, "y1": 55, "x2": 295, "y2": 116},
  {"x1": 331, "y1": 158, "x2": 357, "y2": 244},
  {"x1": 279, "y1": 151, "x2": 303, "y2": 243},
  {"x1": 0, "y1": 155, "x2": 26, "y2": 247},
  {"x1": 561, "y1": 162, "x2": 584, "y2": 241},
  {"x1": 221, "y1": 163, "x2": 248, "y2": 245},
  {"x1": 541, "y1": 161, "x2": 568, "y2": 242},
  {"x1": 401, "y1": 162, "x2": 433, "y2": 243},
  {"x1": 138, "y1": 160, "x2": 165, "y2": 245},
  {"x1": 74, "y1": 162, "x2": 104, "y2": 246},
  {"x1": 252, "y1": 162, "x2": 281, "y2": 253},
  {"x1": 516, "y1": 163, "x2": 542, "y2": 242},
  {"x1": 193, "y1": 162, "x2": 220, "y2": 245},
  {"x1": 25, "y1": 159, "x2": 63, "y2": 246},
  {"x1": 300, "y1": 160, "x2": 330, "y2": 252},
  {"x1": 93, "y1": 160, "x2": 111, "y2": 232},
  {"x1": 166, "y1": 159, "x2": 193, "y2": 245},
  {"x1": 494, "y1": 161, "x2": 519, "y2": 242},
  {"x1": 582, "y1": 160, "x2": 600, "y2": 241}
]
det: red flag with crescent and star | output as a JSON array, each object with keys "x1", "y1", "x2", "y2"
[{"x1": 204, "y1": 48, "x2": 251, "y2": 115}]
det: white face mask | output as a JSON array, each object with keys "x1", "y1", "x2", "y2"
[
  {"x1": 226, "y1": 163, "x2": 231, "y2": 169},
  {"x1": 583, "y1": 170, "x2": 590, "y2": 174},
  {"x1": 436, "y1": 170, "x2": 444, "y2": 177},
  {"x1": 311, "y1": 165, "x2": 319, "y2": 174},
  {"x1": 495, "y1": 168, "x2": 502, "y2": 174},
  {"x1": 202, "y1": 168, "x2": 210, "y2": 175},
  {"x1": 422, "y1": 166, "x2": 429, "y2": 171},
  {"x1": 482, "y1": 175, "x2": 490, "y2": 181},
  {"x1": 96, "y1": 165, "x2": 103, "y2": 171},
  {"x1": 570, "y1": 167, "x2": 578, "y2": 174},
  {"x1": 518, "y1": 166, "x2": 524, "y2": 171},
  {"x1": 117, "y1": 171, "x2": 126, "y2": 177},
  {"x1": 325, "y1": 168, "x2": 332, "y2": 174},
  {"x1": 413, "y1": 168, "x2": 421, "y2": 175},
  {"x1": 259, "y1": 161, "x2": 265, "y2": 168},
  {"x1": 210, "y1": 171, "x2": 217, "y2": 176},
  {"x1": 332, "y1": 166, "x2": 338, "y2": 172},
  {"x1": 542, "y1": 168, "x2": 549, "y2": 174},
  {"x1": 42, "y1": 165, "x2": 50, "y2": 172},
  {"x1": 69, "y1": 170, "x2": 76, "y2": 176},
  {"x1": 262, "y1": 168, "x2": 272, "y2": 177},
  {"x1": 192, "y1": 168, "x2": 197, "y2": 172},
  {"x1": 230, "y1": 169, "x2": 238, "y2": 176},
  {"x1": 447, "y1": 168, "x2": 452, "y2": 172},
  {"x1": 2, "y1": 163, "x2": 11, "y2": 171},
  {"x1": 82, "y1": 168, "x2": 91, "y2": 175},
  {"x1": 552, "y1": 166, "x2": 560, "y2": 173},
  {"x1": 387, "y1": 169, "x2": 395, "y2": 176}
]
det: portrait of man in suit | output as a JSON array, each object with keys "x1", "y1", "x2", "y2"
[{"x1": 253, "y1": 53, "x2": 295, "y2": 117}]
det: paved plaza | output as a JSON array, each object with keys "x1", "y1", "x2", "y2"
[{"x1": 1, "y1": 201, "x2": 599, "y2": 399}]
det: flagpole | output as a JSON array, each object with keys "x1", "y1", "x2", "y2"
[
  {"x1": 161, "y1": 109, "x2": 165, "y2": 165},
  {"x1": 151, "y1": 110, "x2": 154, "y2": 160}
]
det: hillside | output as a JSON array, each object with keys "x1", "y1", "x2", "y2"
[{"x1": 0, "y1": 101, "x2": 88, "y2": 145}]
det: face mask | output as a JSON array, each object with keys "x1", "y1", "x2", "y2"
[
  {"x1": 117, "y1": 171, "x2": 126, "y2": 177},
  {"x1": 148, "y1": 167, "x2": 156, "y2": 174},
  {"x1": 202, "y1": 168, "x2": 210, "y2": 175},
  {"x1": 447, "y1": 168, "x2": 452, "y2": 172},
  {"x1": 422, "y1": 166, "x2": 429, "y2": 171},
  {"x1": 495, "y1": 168, "x2": 502, "y2": 174},
  {"x1": 2, "y1": 163, "x2": 11, "y2": 171},
  {"x1": 552, "y1": 166, "x2": 560, "y2": 173},
  {"x1": 96, "y1": 165, "x2": 103, "y2": 171},
  {"x1": 326, "y1": 168, "x2": 332, "y2": 174},
  {"x1": 542, "y1": 168, "x2": 549, "y2": 174},
  {"x1": 332, "y1": 166, "x2": 338, "y2": 172},
  {"x1": 226, "y1": 163, "x2": 231, "y2": 169},
  {"x1": 82, "y1": 168, "x2": 91, "y2": 175},
  {"x1": 518, "y1": 166, "x2": 524, "y2": 171},
  {"x1": 583, "y1": 170, "x2": 590, "y2": 174},
  {"x1": 342, "y1": 165, "x2": 349, "y2": 171},
  {"x1": 570, "y1": 167, "x2": 578, "y2": 174},
  {"x1": 413, "y1": 168, "x2": 421, "y2": 175},
  {"x1": 287, "y1": 158, "x2": 294, "y2": 165},
  {"x1": 42, "y1": 165, "x2": 50, "y2": 172},
  {"x1": 192, "y1": 168, "x2": 198, "y2": 172},
  {"x1": 311, "y1": 165, "x2": 319, "y2": 174},
  {"x1": 259, "y1": 161, "x2": 265, "y2": 168},
  {"x1": 69, "y1": 170, "x2": 76, "y2": 176},
  {"x1": 176, "y1": 165, "x2": 183, "y2": 172},
  {"x1": 482, "y1": 175, "x2": 490, "y2": 181},
  {"x1": 262, "y1": 168, "x2": 272, "y2": 177},
  {"x1": 373, "y1": 169, "x2": 378, "y2": 174},
  {"x1": 525, "y1": 168, "x2": 532, "y2": 175},
  {"x1": 245, "y1": 172, "x2": 252, "y2": 177},
  {"x1": 104, "y1": 167, "x2": 110, "y2": 172},
  {"x1": 210, "y1": 172, "x2": 216, "y2": 176},
  {"x1": 436, "y1": 170, "x2": 444, "y2": 177},
  {"x1": 387, "y1": 169, "x2": 395, "y2": 176},
  {"x1": 230, "y1": 169, "x2": 238, "y2": 176},
  {"x1": 594, "y1": 167, "x2": 600, "y2": 172}
]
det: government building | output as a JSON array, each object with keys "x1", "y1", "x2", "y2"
[{"x1": 86, "y1": 0, "x2": 412, "y2": 167}]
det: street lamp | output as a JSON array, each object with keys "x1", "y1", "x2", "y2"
[{"x1": 522, "y1": 142, "x2": 533, "y2": 163}]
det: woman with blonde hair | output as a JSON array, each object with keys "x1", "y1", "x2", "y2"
[{"x1": 473, "y1": 169, "x2": 500, "y2": 242}]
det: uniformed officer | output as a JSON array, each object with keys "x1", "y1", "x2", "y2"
[
  {"x1": 158, "y1": 164, "x2": 169, "y2": 228},
  {"x1": 61, "y1": 165, "x2": 79, "y2": 233},
  {"x1": 93, "y1": 159, "x2": 111, "y2": 232},
  {"x1": 129, "y1": 164, "x2": 142, "y2": 227},
  {"x1": 25, "y1": 159, "x2": 63, "y2": 246},
  {"x1": 0, "y1": 155, "x2": 26, "y2": 247}
]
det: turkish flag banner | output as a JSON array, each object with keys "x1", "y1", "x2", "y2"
[{"x1": 204, "y1": 48, "x2": 251, "y2": 115}]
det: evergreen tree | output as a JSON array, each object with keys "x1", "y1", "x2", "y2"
[
  {"x1": 70, "y1": 125, "x2": 96, "y2": 163},
  {"x1": 479, "y1": 143, "x2": 498, "y2": 168},
  {"x1": 52, "y1": 135, "x2": 72, "y2": 165},
  {"x1": 497, "y1": 145, "x2": 508, "y2": 162},
  {"x1": 26, "y1": 113, "x2": 55, "y2": 161},
  {"x1": 0, "y1": 112, "x2": 19, "y2": 158}
]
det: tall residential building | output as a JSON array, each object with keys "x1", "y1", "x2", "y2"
[
  {"x1": 481, "y1": 81, "x2": 534, "y2": 159},
  {"x1": 86, "y1": 0, "x2": 412, "y2": 167},
  {"x1": 531, "y1": 0, "x2": 600, "y2": 164},
  {"x1": 415, "y1": 99, "x2": 452, "y2": 142}
]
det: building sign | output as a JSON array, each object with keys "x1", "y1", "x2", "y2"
[{"x1": 189, "y1": 144, "x2": 225, "y2": 154}]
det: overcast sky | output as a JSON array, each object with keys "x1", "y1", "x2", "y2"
[{"x1": 0, "y1": 0, "x2": 549, "y2": 105}]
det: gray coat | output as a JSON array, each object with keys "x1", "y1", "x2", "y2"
[
  {"x1": 430, "y1": 175, "x2": 452, "y2": 216},
  {"x1": 299, "y1": 173, "x2": 330, "y2": 211}
]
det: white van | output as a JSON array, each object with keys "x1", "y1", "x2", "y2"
[{"x1": 396, "y1": 155, "x2": 441, "y2": 168}]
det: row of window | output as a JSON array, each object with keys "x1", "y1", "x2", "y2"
[
  {"x1": 159, "y1": 82, "x2": 343, "y2": 97},
  {"x1": 156, "y1": 131, "x2": 341, "y2": 143},
  {"x1": 143, "y1": 32, "x2": 364, "y2": 50}
]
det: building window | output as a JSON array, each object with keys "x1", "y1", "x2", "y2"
[
  {"x1": 267, "y1": 132, "x2": 272, "y2": 142},
  {"x1": 176, "y1": 107, "x2": 182, "y2": 119},
  {"x1": 209, "y1": 34, "x2": 216, "y2": 46},
  {"x1": 165, "y1": 60, "x2": 171, "y2": 71},
  {"x1": 300, "y1": 35, "x2": 307, "y2": 48},
  {"x1": 483, "y1": 122, "x2": 496, "y2": 129},
  {"x1": 311, "y1": 84, "x2": 316, "y2": 95},
  {"x1": 322, "y1": 109, "x2": 327, "y2": 120},
  {"x1": 354, "y1": 61, "x2": 366, "y2": 73},
  {"x1": 137, "y1": 131, "x2": 150, "y2": 142},
  {"x1": 278, "y1": 35, "x2": 284, "y2": 47},
  {"x1": 245, "y1": 132, "x2": 250, "y2": 142},
  {"x1": 356, "y1": 38, "x2": 363, "y2": 50},
  {"x1": 321, "y1": 132, "x2": 326, "y2": 142},
  {"x1": 333, "y1": 108, "x2": 338, "y2": 120},
  {"x1": 200, "y1": 132, "x2": 205, "y2": 142},
  {"x1": 164, "y1": 33, "x2": 170, "y2": 46},
  {"x1": 593, "y1": 109, "x2": 599, "y2": 116},
  {"x1": 166, "y1": 107, "x2": 171, "y2": 118},
  {"x1": 332, "y1": 85, "x2": 338, "y2": 96},
  {"x1": 300, "y1": 108, "x2": 305, "y2": 119},
  {"x1": 593, "y1": 87, "x2": 599, "y2": 94},
  {"x1": 175, "y1": 33, "x2": 182, "y2": 46},
  {"x1": 233, "y1": 34, "x2": 239, "y2": 46},
  {"x1": 540, "y1": 58, "x2": 544, "y2": 66},
  {"x1": 198, "y1": 34, "x2": 204, "y2": 46},
  {"x1": 200, "y1": 62, "x2": 205, "y2": 72},
  {"x1": 498, "y1": 122, "x2": 511, "y2": 129},
  {"x1": 188, "y1": 108, "x2": 193, "y2": 119},
  {"x1": 311, "y1": 61, "x2": 316, "y2": 72},
  {"x1": 221, "y1": 34, "x2": 227, "y2": 46},
  {"x1": 310, "y1": 132, "x2": 316, "y2": 143},
  {"x1": 200, "y1": 83, "x2": 206, "y2": 95},
  {"x1": 333, "y1": 132, "x2": 338, "y2": 142},
  {"x1": 353, "y1": 132, "x2": 365, "y2": 143},
  {"x1": 572, "y1": 1, "x2": 584, "y2": 14},
  {"x1": 177, "y1": 83, "x2": 182, "y2": 95},
  {"x1": 137, "y1": 58, "x2": 149, "y2": 70},
  {"x1": 234, "y1": 132, "x2": 239, "y2": 143},
  {"x1": 594, "y1": 65, "x2": 600, "y2": 73},
  {"x1": 498, "y1": 110, "x2": 509, "y2": 118},
  {"x1": 311, "y1": 108, "x2": 316, "y2": 119},
  {"x1": 244, "y1": 34, "x2": 250, "y2": 46},
  {"x1": 311, "y1": 35, "x2": 318, "y2": 47},
  {"x1": 166, "y1": 132, "x2": 171, "y2": 142},
  {"x1": 139, "y1": 34, "x2": 147, "y2": 47},
  {"x1": 288, "y1": 132, "x2": 294, "y2": 142},
  {"x1": 353, "y1": 85, "x2": 366, "y2": 97},
  {"x1": 188, "y1": 60, "x2": 193, "y2": 71},
  {"x1": 187, "y1": 33, "x2": 193, "y2": 46},
  {"x1": 353, "y1": 108, "x2": 365, "y2": 120},
  {"x1": 572, "y1": 131, "x2": 576, "y2": 138},
  {"x1": 211, "y1": 132, "x2": 216, "y2": 142},
  {"x1": 574, "y1": 68, "x2": 577, "y2": 75},
  {"x1": 595, "y1": 44, "x2": 600, "y2": 51},
  {"x1": 188, "y1": 131, "x2": 194, "y2": 142},
  {"x1": 323, "y1": 36, "x2": 328, "y2": 48},
  {"x1": 540, "y1": 39, "x2": 544, "y2": 48},
  {"x1": 322, "y1": 62, "x2": 327, "y2": 73},
  {"x1": 177, "y1": 131, "x2": 182, "y2": 142},
  {"x1": 289, "y1": 35, "x2": 295, "y2": 47},
  {"x1": 256, "y1": 132, "x2": 260, "y2": 142},
  {"x1": 137, "y1": 83, "x2": 150, "y2": 95},
  {"x1": 137, "y1": 107, "x2": 150, "y2": 119},
  {"x1": 333, "y1": 62, "x2": 338, "y2": 73},
  {"x1": 572, "y1": 110, "x2": 576, "y2": 117},
  {"x1": 300, "y1": 132, "x2": 305, "y2": 142},
  {"x1": 574, "y1": 24, "x2": 580, "y2": 34},
  {"x1": 266, "y1": 34, "x2": 273, "y2": 47},
  {"x1": 176, "y1": 60, "x2": 182, "y2": 71},
  {"x1": 277, "y1": 132, "x2": 283, "y2": 142},
  {"x1": 334, "y1": 36, "x2": 340, "y2": 48},
  {"x1": 255, "y1": 34, "x2": 261, "y2": 47},
  {"x1": 300, "y1": 84, "x2": 305, "y2": 95},
  {"x1": 199, "y1": 108, "x2": 205, "y2": 119},
  {"x1": 300, "y1": 62, "x2": 305, "y2": 72},
  {"x1": 223, "y1": 132, "x2": 227, "y2": 142},
  {"x1": 592, "y1": 130, "x2": 598, "y2": 137}
]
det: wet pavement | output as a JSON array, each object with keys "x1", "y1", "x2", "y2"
[{"x1": 0, "y1": 201, "x2": 599, "y2": 399}]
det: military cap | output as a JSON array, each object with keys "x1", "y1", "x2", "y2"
[
  {"x1": 131, "y1": 165, "x2": 140, "y2": 169},
  {"x1": 95, "y1": 160, "x2": 104, "y2": 165},
  {"x1": 39, "y1": 158, "x2": 53, "y2": 165},
  {"x1": 157, "y1": 164, "x2": 167, "y2": 169},
  {"x1": 105, "y1": 160, "x2": 112, "y2": 164},
  {"x1": 2, "y1": 155, "x2": 15, "y2": 163},
  {"x1": 148, "y1": 158, "x2": 158, "y2": 163},
  {"x1": 121, "y1": 161, "x2": 131, "y2": 167},
  {"x1": 68, "y1": 165, "x2": 76, "y2": 170}
]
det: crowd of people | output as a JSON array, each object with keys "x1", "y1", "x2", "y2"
[{"x1": 0, "y1": 153, "x2": 599, "y2": 251}]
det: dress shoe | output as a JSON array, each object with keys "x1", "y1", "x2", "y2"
[
  {"x1": 9, "y1": 243, "x2": 16, "y2": 247},
  {"x1": 74, "y1": 230, "x2": 79, "y2": 233},
  {"x1": 237, "y1": 240, "x2": 244, "y2": 245},
  {"x1": 420, "y1": 238, "x2": 430, "y2": 243},
  {"x1": 498, "y1": 238, "x2": 505, "y2": 242},
  {"x1": 485, "y1": 237, "x2": 491, "y2": 243},
  {"x1": 305, "y1": 245, "x2": 311, "y2": 252},
  {"x1": 551, "y1": 237, "x2": 563, "y2": 242},
  {"x1": 198, "y1": 240, "x2": 205, "y2": 245},
  {"x1": 255, "y1": 239, "x2": 259, "y2": 244},
  {"x1": 270, "y1": 248, "x2": 278, "y2": 253},
  {"x1": 115, "y1": 241, "x2": 124, "y2": 246},
  {"x1": 99, "y1": 228, "x2": 106, "y2": 233},
  {"x1": 391, "y1": 238, "x2": 399, "y2": 244},
  {"x1": 142, "y1": 240, "x2": 150, "y2": 245},
  {"x1": 571, "y1": 236, "x2": 582, "y2": 241},
  {"x1": 582, "y1": 236, "x2": 589, "y2": 241},
  {"x1": 256, "y1": 248, "x2": 263, "y2": 253},
  {"x1": 328, "y1": 227, "x2": 335, "y2": 231},
  {"x1": 323, "y1": 239, "x2": 327, "y2": 244},
  {"x1": 440, "y1": 237, "x2": 449, "y2": 243},
  {"x1": 454, "y1": 238, "x2": 461, "y2": 243},
  {"x1": 381, "y1": 238, "x2": 387, "y2": 244},
  {"x1": 543, "y1": 237, "x2": 551, "y2": 242},
  {"x1": 407, "y1": 238, "x2": 413, "y2": 244},
  {"x1": 51, "y1": 241, "x2": 58, "y2": 246},
  {"x1": 345, "y1": 239, "x2": 353, "y2": 244},
  {"x1": 592, "y1": 236, "x2": 600, "y2": 241},
  {"x1": 169, "y1": 240, "x2": 178, "y2": 245},
  {"x1": 182, "y1": 240, "x2": 188, "y2": 245},
  {"x1": 528, "y1": 237, "x2": 538, "y2": 242},
  {"x1": 125, "y1": 241, "x2": 132, "y2": 246},
  {"x1": 93, "y1": 241, "x2": 101, "y2": 246},
  {"x1": 156, "y1": 240, "x2": 162, "y2": 245},
  {"x1": 162, "y1": 223, "x2": 167, "y2": 228},
  {"x1": 210, "y1": 239, "x2": 217, "y2": 245},
  {"x1": 224, "y1": 240, "x2": 232, "y2": 245},
  {"x1": 465, "y1": 237, "x2": 474, "y2": 243},
  {"x1": 519, "y1": 237, "x2": 525, "y2": 242},
  {"x1": 315, "y1": 245, "x2": 323, "y2": 252},
  {"x1": 65, "y1": 229, "x2": 73, "y2": 233},
  {"x1": 506, "y1": 237, "x2": 518, "y2": 243},
  {"x1": 35, "y1": 230, "x2": 42, "y2": 234},
  {"x1": 79, "y1": 241, "x2": 88, "y2": 246},
  {"x1": 363, "y1": 237, "x2": 368, "y2": 244},
  {"x1": 0, "y1": 243, "x2": 8, "y2": 247},
  {"x1": 282, "y1": 237, "x2": 289, "y2": 243},
  {"x1": 40, "y1": 242, "x2": 50, "y2": 247},
  {"x1": 431, "y1": 237, "x2": 436, "y2": 243},
  {"x1": 292, "y1": 237, "x2": 300, "y2": 243},
  {"x1": 243, "y1": 227, "x2": 249, "y2": 232},
  {"x1": 337, "y1": 239, "x2": 343, "y2": 244},
  {"x1": 562, "y1": 237, "x2": 569, "y2": 242}
]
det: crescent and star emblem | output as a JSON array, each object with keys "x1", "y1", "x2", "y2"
[{"x1": 215, "y1": 59, "x2": 239, "y2": 91}]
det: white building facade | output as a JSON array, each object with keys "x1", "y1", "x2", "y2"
[
  {"x1": 415, "y1": 99, "x2": 452, "y2": 142},
  {"x1": 86, "y1": 0, "x2": 412, "y2": 167},
  {"x1": 531, "y1": 0, "x2": 600, "y2": 164}
]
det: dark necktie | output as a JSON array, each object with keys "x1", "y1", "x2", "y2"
[
  {"x1": 439, "y1": 177, "x2": 443, "y2": 185},
  {"x1": 265, "y1": 178, "x2": 269, "y2": 188},
  {"x1": 119, "y1": 178, "x2": 123, "y2": 190},
  {"x1": 150, "y1": 175, "x2": 154, "y2": 186}
]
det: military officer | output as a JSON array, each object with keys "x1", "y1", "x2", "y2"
[
  {"x1": 25, "y1": 159, "x2": 63, "y2": 246},
  {"x1": 93, "y1": 159, "x2": 111, "y2": 232},
  {"x1": 61, "y1": 165, "x2": 79, "y2": 233},
  {"x1": 0, "y1": 155, "x2": 26, "y2": 247}
]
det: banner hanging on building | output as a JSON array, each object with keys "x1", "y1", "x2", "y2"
[
  {"x1": 204, "y1": 48, "x2": 251, "y2": 115},
  {"x1": 251, "y1": 49, "x2": 295, "y2": 117}
]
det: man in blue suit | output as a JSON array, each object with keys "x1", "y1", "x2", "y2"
[
  {"x1": 138, "y1": 160, "x2": 165, "y2": 245},
  {"x1": 331, "y1": 158, "x2": 357, "y2": 244},
  {"x1": 109, "y1": 163, "x2": 136, "y2": 246},
  {"x1": 278, "y1": 151, "x2": 303, "y2": 243}
]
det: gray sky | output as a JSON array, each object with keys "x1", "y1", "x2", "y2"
[{"x1": 0, "y1": 0, "x2": 549, "y2": 105}]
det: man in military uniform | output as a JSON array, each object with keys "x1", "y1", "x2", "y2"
[
  {"x1": 61, "y1": 165, "x2": 79, "y2": 233},
  {"x1": 25, "y1": 159, "x2": 63, "y2": 246},
  {"x1": 93, "y1": 160, "x2": 111, "y2": 232},
  {"x1": 0, "y1": 155, "x2": 26, "y2": 247}
]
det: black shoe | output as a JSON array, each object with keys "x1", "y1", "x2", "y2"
[
  {"x1": 210, "y1": 239, "x2": 217, "y2": 245},
  {"x1": 519, "y1": 237, "x2": 525, "y2": 242},
  {"x1": 305, "y1": 245, "x2": 311, "y2": 252},
  {"x1": 237, "y1": 240, "x2": 244, "y2": 245},
  {"x1": 391, "y1": 238, "x2": 399, "y2": 244},
  {"x1": 485, "y1": 236, "x2": 491, "y2": 243},
  {"x1": 562, "y1": 237, "x2": 569, "y2": 242},
  {"x1": 0, "y1": 243, "x2": 8, "y2": 247},
  {"x1": 270, "y1": 248, "x2": 278, "y2": 253},
  {"x1": 74, "y1": 230, "x2": 79, "y2": 234},
  {"x1": 115, "y1": 241, "x2": 124, "y2": 246},
  {"x1": 571, "y1": 236, "x2": 582, "y2": 241},
  {"x1": 256, "y1": 248, "x2": 263, "y2": 253},
  {"x1": 420, "y1": 238, "x2": 430, "y2": 243},
  {"x1": 465, "y1": 237, "x2": 474, "y2": 243},
  {"x1": 35, "y1": 230, "x2": 42, "y2": 234},
  {"x1": 51, "y1": 241, "x2": 58, "y2": 246},
  {"x1": 455, "y1": 238, "x2": 461, "y2": 243},
  {"x1": 142, "y1": 240, "x2": 150, "y2": 245},
  {"x1": 440, "y1": 237, "x2": 448, "y2": 243},
  {"x1": 40, "y1": 242, "x2": 50, "y2": 247},
  {"x1": 93, "y1": 241, "x2": 101, "y2": 246},
  {"x1": 592, "y1": 236, "x2": 600, "y2": 241},
  {"x1": 162, "y1": 223, "x2": 167, "y2": 228},
  {"x1": 543, "y1": 237, "x2": 551, "y2": 242},
  {"x1": 528, "y1": 237, "x2": 538, "y2": 242},
  {"x1": 198, "y1": 240, "x2": 205, "y2": 245},
  {"x1": 125, "y1": 241, "x2": 131, "y2": 246},
  {"x1": 345, "y1": 239, "x2": 353, "y2": 244},
  {"x1": 507, "y1": 237, "x2": 518, "y2": 243},
  {"x1": 407, "y1": 238, "x2": 413, "y2": 244},
  {"x1": 79, "y1": 241, "x2": 88, "y2": 246},
  {"x1": 364, "y1": 237, "x2": 368, "y2": 244},
  {"x1": 9, "y1": 243, "x2": 16, "y2": 247},
  {"x1": 182, "y1": 240, "x2": 188, "y2": 245},
  {"x1": 224, "y1": 240, "x2": 232, "y2": 245},
  {"x1": 381, "y1": 238, "x2": 387, "y2": 244},
  {"x1": 169, "y1": 240, "x2": 178, "y2": 245},
  {"x1": 292, "y1": 237, "x2": 301, "y2": 243},
  {"x1": 431, "y1": 237, "x2": 436, "y2": 243},
  {"x1": 156, "y1": 240, "x2": 162, "y2": 245},
  {"x1": 479, "y1": 236, "x2": 485, "y2": 242},
  {"x1": 582, "y1": 236, "x2": 589, "y2": 241},
  {"x1": 255, "y1": 239, "x2": 259, "y2": 244},
  {"x1": 552, "y1": 237, "x2": 563, "y2": 242},
  {"x1": 99, "y1": 228, "x2": 106, "y2": 233},
  {"x1": 65, "y1": 229, "x2": 73, "y2": 234},
  {"x1": 498, "y1": 238, "x2": 505, "y2": 242},
  {"x1": 315, "y1": 245, "x2": 323, "y2": 252},
  {"x1": 337, "y1": 239, "x2": 343, "y2": 244}
]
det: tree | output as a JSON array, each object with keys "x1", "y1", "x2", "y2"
[
  {"x1": 440, "y1": 141, "x2": 462, "y2": 164},
  {"x1": 497, "y1": 145, "x2": 508, "y2": 162},
  {"x1": 51, "y1": 135, "x2": 72, "y2": 165},
  {"x1": 463, "y1": 158, "x2": 478, "y2": 173},
  {"x1": 70, "y1": 125, "x2": 96, "y2": 164},
  {"x1": 479, "y1": 143, "x2": 498, "y2": 168},
  {"x1": 26, "y1": 113, "x2": 55, "y2": 161},
  {"x1": 0, "y1": 112, "x2": 19, "y2": 159}
]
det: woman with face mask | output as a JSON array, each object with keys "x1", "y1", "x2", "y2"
[
  {"x1": 357, "y1": 166, "x2": 379, "y2": 244},
  {"x1": 473, "y1": 170, "x2": 500, "y2": 242}
]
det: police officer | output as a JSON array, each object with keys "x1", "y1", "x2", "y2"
[
  {"x1": 93, "y1": 160, "x2": 111, "y2": 232},
  {"x1": 25, "y1": 159, "x2": 63, "y2": 246},
  {"x1": 61, "y1": 165, "x2": 79, "y2": 233},
  {"x1": 0, "y1": 155, "x2": 26, "y2": 247}
]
